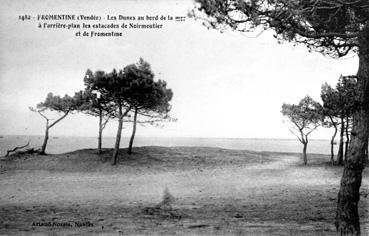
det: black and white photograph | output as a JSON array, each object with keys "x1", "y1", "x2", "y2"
[{"x1": 0, "y1": 0, "x2": 368, "y2": 235}]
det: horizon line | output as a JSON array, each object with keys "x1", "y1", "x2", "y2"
[{"x1": 0, "y1": 134, "x2": 331, "y2": 141}]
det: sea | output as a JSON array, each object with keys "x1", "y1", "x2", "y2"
[{"x1": 0, "y1": 135, "x2": 332, "y2": 156}]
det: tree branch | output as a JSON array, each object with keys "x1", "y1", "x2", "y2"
[
  {"x1": 288, "y1": 128, "x2": 303, "y2": 143},
  {"x1": 101, "y1": 116, "x2": 110, "y2": 130},
  {"x1": 48, "y1": 110, "x2": 70, "y2": 129},
  {"x1": 5, "y1": 141, "x2": 30, "y2": 157}
]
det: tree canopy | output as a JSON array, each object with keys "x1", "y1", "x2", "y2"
[
  {"x1": 36, "y1": 92, "x2": 84, "y2": 113},
  {"x1": 336, "y1": 75, "x2": 359, "y2": 116},
  {"x1": 192, "y1": 0, "x2": 369, "y2": 57},
  {"x1": 124, "y1": 58, "x2": 173, "y2": 112}
]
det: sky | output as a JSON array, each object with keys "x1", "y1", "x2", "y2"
[{"x1": 0, "y1": 0, "x2": 359, "y2": 139}]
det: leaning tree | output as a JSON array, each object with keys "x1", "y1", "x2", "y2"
[
  {"x1": 192, "y1": 1, "x2": 369, "y2": 234},
  {"x1": 281, "y1": 95, "x2": 323, "y2": 165},
  {"x1": 123, "y1": 58, "x2": 174, "y2": 154},
  {"x1": 30, "y1": 92, "x2": 84, "y2": 154}
]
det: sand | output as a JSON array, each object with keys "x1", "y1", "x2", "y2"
[{"x1": 0, "y1": 146, "x2": 368, "y2": 235}]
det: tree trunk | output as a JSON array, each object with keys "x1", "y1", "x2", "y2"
[
  {"x1": 330, "y1": 116, "x2": 338, "y2": 165},
  {"x1": 127, "y1": 108, "x2": 138, "y2": 154},
  {"x1": 335, "y1": 23, "x2": 369, "y2": 236},
  {"x1": 37, "y1": 111, "x2": 69, "y2": 155},
  {"x1": 112, "y1": 105, "x2": 123, "y2": 165},
  {"x1": 98, "y1": 110, "x2": 103, "y2": 154},
  {"x1": 40, "y1": 120, "x2": 49, "y2": 155},
  {"x1": 337, "y1": 115, "x2": 345, "y2": 165},
  {"x1": 344, "y1": 115, "x2": 350, "y2": 162},
  {"x1": 302, "y1": 142, "x2": 308, "y2": 165},
  {"x1": 365, "y1": 140, "x2": 369, "y2": 165}
]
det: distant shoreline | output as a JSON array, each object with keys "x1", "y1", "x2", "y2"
[
  {"x1": 0, "y1": 135, "x2": 334, "y2": 156},
  {"x1": 0, "y1": 134, "x2": 331, "y2": 141}
]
